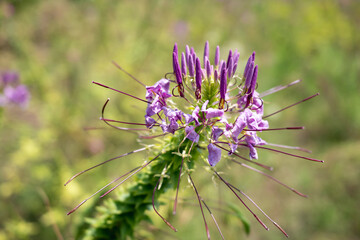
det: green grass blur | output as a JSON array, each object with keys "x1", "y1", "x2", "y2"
[{"x1": 0, "y1": 0, "x2": 359, "y2": 239}]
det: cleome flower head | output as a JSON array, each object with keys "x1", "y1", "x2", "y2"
[
  {"x1": 66, "y1": 41, "x2": 323, "y2": 240},
  {"x1": 145, "y1": 42, "x2": 268, "y2": 166}
]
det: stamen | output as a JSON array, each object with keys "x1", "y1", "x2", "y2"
[
  {"x1": 112, "y1": 61, "x2": 146, "y2": 87},
  {"x1": 100, "y1": 154, "x2": 160, "y2": 198},
  {"x1": 188, "y1": 174, "x2": 211, "y2": 240},
  {"x1": 202, "y1": 199, "x2": 225, "y2": 240},
  {"x1": 139, "y1": 133, "x2": 169, "y2": 139},
  {"x1": 173, "y1": 155, "x2": 185, "y2": 215},
  {"x1": 64, "y1": 146, "x2": 152, "y2": 186},
  {"x1": 214, "y1": 143, "x2": 273, "y2": 171},
  {"x1": 259, "y1": 79, "x2": 301, "y2": 98},
  {"x1": 214, "y1": 171, "x2": 269, "y2": 231},
  {"x1": 153, "y1": 177, "x2": 178, "y2": 232},
  {"x1": 100, "y1": 118, "x2": 159, "y2": 126},
  {"x1": 266, "y1": 143, "x2": 312, "y2": 153},
  {"x1": 251, "y1": 145, "x2": 324, "y2": 163},
  {"x1": 231, "y1": 159, "x2": 308, "y2": 197},
  {"x1": 66, "y1": 166, "x2": 141, "y2": 215},
  {"x1": 243, "y1": 126, "x2": 304, "y2": 132},
  {"x1": 92, "y1": 81, "x2": 150, "y2": 104},
  {"x1": 101, "y1": 98, "x2": 149, "y2": 132},
  {"x1": 228, "y1": 183, "x2": 289, "y2": 237},
  {"x1": 263, "y1": 93, "x2": 319, "y2": 119}
]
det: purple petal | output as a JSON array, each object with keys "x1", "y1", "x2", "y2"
[
  {"x1": 185, "y1": 126, "x2": 199, "y2": 143},
  {"x1": 211, "y1": 126, "x2": 223, "y2": 141},
  {"x1": 207, "y1": 143, "x2": 222, "y2": 166},
  {"x1": 205, "y1": 108, "x2": 224, "y2": 119},
  {"x1": 145, "y1": 116, "x2": 157, "y2": 128}
]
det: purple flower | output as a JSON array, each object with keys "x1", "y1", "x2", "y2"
[
  {"x1": 145, "y1": 79, "x2": 171, "y2": 116},
  {"x1": 3, "y1": 85, "x2": 30, "y2": 107},
  {"x1": 1, "y1": 71, "x2": 19, "y2": 85},
  {"x1": 207, "y1": 143, "x2": 222, "y2": 166}
]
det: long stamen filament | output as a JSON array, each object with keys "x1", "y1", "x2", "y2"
[{"x1": 152, "y1": 177, "x2": 178, "y2": 232}]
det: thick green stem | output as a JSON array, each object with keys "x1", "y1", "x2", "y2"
[{"x1": 78, "y1": 132, "x2": 201, "y2": 240}]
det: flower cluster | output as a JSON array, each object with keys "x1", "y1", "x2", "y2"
[
  {"x1": 144, "y1": 42, "x2": 269, "y2": 166},
  {"x1": 0, "y1": 71, "x2": 30, "y2": 107},
  {"x1": 68, "y1": 41, "x2": 322, "y2": 239}
]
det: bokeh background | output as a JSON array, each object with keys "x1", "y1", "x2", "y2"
[{"x1": 0, "y1": 0, "x2": 359, "y2": 239}]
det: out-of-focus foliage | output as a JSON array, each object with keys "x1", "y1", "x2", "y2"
[{"x1": 0, "y1": 0, "x2": 359, "y2": 239}]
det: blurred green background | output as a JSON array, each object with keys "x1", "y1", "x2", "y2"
[{"x1": 0, "y1": 0, "x2": 359, "y2": 239}]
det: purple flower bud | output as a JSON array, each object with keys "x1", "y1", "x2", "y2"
[
  {"x1": 244, "y1": 61, "x2": 254, "y2": 90},
  {"x1": 190, "y1": 47, "x2": 195, "y2": 56},
  {"x1": 185, "y1": 125, "x2": 199, "y2": 143},
  {"x1": 1, "y1": 71, "x2": 19, "y2": 85},
  {"x1": 185, "y1": 45, "x2": 191, "y2": 66},
  {"x1": 207, "y1": 143, "x2": 222, "y2": 166},
  {"x1": 181, "y1": 52, "x2": 187, "y2": 77},
  {"x1": 249, "y1": 65, "x2": 258, "y2": 94},
  {"x1": 203, "y1": 41, "x2": 209, "y2": 66},
  {"x1": 251, "y1": 51, "x2": 256, "y2": 61},
  {"x1": 243, "y1": 55, "x2": 251, "y2": 79},
  {"x1": 173, "y1": 43, "x2": 178, "y2": 57},
  {"x1": 220, "y1": 66, "x2": 227, "y2": 101},
  {"x1": 188, "y1": 56, "x2": 195, "y2": 78},
  {"x1": 214, "y1": 69, "x2": 218, "y2": 81},
  {"x1": 214, "y1": 46, "x2": 220, "y2": 67},
  {"x1": 226, "y1": 50, "x2": 233, "y2": 69},
  {"x1": 232, "y1": 63, "x2": 238, "y2": 76},
  {"x1": 205, "y1": 57, "x2": 211, "y2": 79},
  {"x1": 227, "y1": 57, "x2": 233, "y2": 78},
  {"x1": 195, "y1": 57, "x2": 202, "y2": 99},
  {"x1": 233, "y1": 51, "x2": 240, "y2": 65},
  {"x1": 173, "y1": 52, "x2": 182, "y2": 85},
  {"x1": 219, "y1": 60, "x2": 225, "y2": 75}
]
